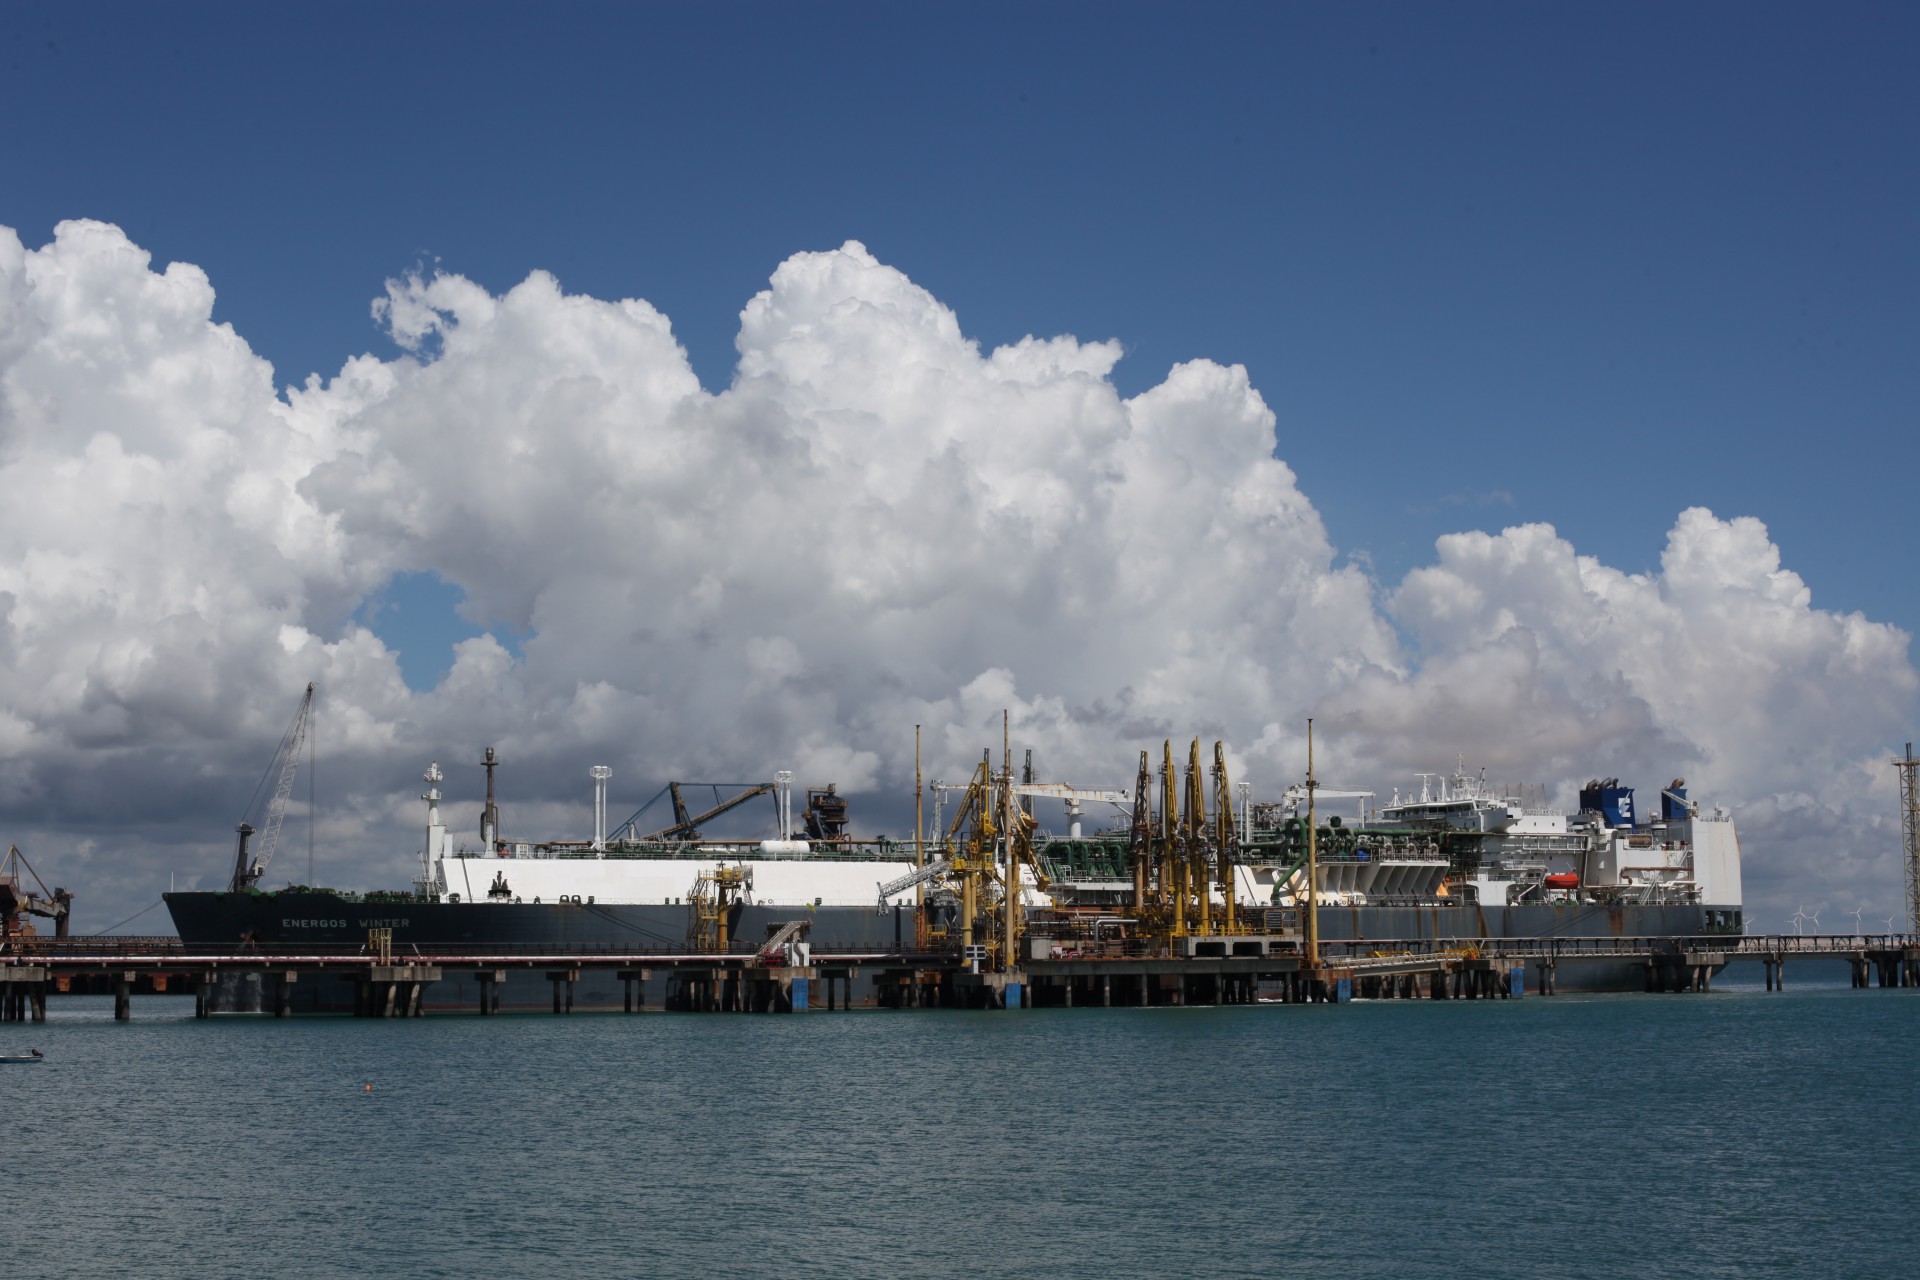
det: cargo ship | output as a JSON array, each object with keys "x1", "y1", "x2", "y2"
[{"x1": 163, "y1": 746, "x2": 1744, "y2": 1006}]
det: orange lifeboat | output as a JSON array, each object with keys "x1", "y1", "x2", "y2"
[{"x1": 1544, "y1": 873, "x2": 1580, "y2": 888}]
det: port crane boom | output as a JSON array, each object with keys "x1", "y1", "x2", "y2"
[
  {"x1": 0, "y1": 844, "x2": 72, "y2": 941},
  {"x1": 230, "y1": 682, "x2": 316, "y2": 892},
  {"x1": 643, "y1": 782, "x2": 777, "y2": 842}
]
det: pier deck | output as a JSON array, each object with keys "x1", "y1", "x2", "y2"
[{"x1": 0, "y1": 933, "x2": 1911, "y2": 1018}]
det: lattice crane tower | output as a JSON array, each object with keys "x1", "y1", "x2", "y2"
[{"x1": 1901, "y1": 743, "x2": 1920, "y2": 936}]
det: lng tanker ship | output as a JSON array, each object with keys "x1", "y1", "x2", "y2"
[{"x1": 163, "y1": 749, "x2": 1744, "y2": 1000}]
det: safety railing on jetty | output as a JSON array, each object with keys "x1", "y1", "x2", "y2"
[
  {"x1": 1, "y1": 935, "x2": 183, "y2": 958},
  {"x1": 6, "y1": 932, "x2": 1912, "y2": 968},
  {"x1": 1726, "y1": 934, "x2": 1918, "y2": 955},
  {"x1": 0, "y1": 935, "x2": 960, "y2": 966},
  {"x1": 1320, "y1": 934, "x2": 1918, "y2": 963}
]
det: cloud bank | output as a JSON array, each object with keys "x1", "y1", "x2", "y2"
[{"x1": 0, "y1": 221, "x2": 1911, "y2": 928}]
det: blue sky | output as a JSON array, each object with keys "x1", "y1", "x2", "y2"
[
  {"x1": 6, "y1": 1, "x2": 1914, "y2": 681},
  {"x1": 1, "y1": 3, "x2": 1916, "y2": 926}
]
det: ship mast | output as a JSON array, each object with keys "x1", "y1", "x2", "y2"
[
  {"x1": 1899, "y1": 743, "x2": 1919, "y2": 936},
  {"x1": 481, "y1": 746, "x2": 501, "y2": 851},
  {"x1": 421, "y1": 761, "x2": 445, "y2": 891},
  {"x1": 914, "y1": 725, "x2": 925, "y2": 948},
  {"x1": 1002, "y1": 711, "x2": 1017, "y2": 972},
  {"x1": 1305, "y1": 718, "x2": 1320, "y2": 970}
]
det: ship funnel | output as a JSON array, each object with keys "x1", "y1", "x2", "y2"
[
  {"x1": 1579, "y1": 777, "x2": 1636, "y2": 829},
  {"x1": 1659, "y1": 778, "x2": 1696, "y2": 822}
]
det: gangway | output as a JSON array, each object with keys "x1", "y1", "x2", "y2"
[
  {"x1": 758, "y1": 918, "x2": 812, "y2": 964},
  {"x1": 876, "y1": 858, "x2": 952, "y2": 912}
]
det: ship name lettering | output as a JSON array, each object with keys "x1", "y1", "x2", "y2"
[{"x1": 278, "y1": 917, "x2": 410, "y2": 929}]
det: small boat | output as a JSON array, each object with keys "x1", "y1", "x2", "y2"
[
  {"x1": 1544, "y1": 873, "x2": 1581, "y2": 889},
  {"x1": 0, "y1": 1050, "x2": 44, "y2": 1064}
]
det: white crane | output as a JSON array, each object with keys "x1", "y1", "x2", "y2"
[
  {"x1": 230, "y1": 683, "x2": 317, "y2": 892},
  {"x1": 1276, "y1": 783, "x2": 1375, "y2": 816},
  {"x1": 927, "y1": 780, "x2": 1131, "y2": 840}
]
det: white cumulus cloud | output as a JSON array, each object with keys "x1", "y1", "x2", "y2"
[{"x1": 0, "y1": 221, "x2": 1911, "y2": 931}]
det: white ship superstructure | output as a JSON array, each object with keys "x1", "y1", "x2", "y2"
[{"x1": 1374, "y1": 767, "x2": 1742, "y2": 916}]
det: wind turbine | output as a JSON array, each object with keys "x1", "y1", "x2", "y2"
[
  {"x1": 1790, "y1": 906, "x2": 1809, "y2": 936},
  {"x1": 1849, "y1": 907, "x2": 1865, "y2": 937}
]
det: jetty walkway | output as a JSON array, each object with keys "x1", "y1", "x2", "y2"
[{"x1": 0, "y1": 932, "x2": 1911, "y2": 1019}]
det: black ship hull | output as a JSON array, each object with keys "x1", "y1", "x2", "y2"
[
  {"x1": 164, "y1": 889, "x2": 1735, "y2": 1010},
  {"x1": 163, "y1": 890, "x2": 913, "y2": 955}
]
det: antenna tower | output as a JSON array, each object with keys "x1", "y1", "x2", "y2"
[{"x1": 1899, "y1": 742, "x2": 1920, "y2": 935}]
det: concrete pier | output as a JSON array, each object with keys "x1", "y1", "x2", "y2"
[
  {"x1": 1, "y1": 967, "x2": 48, "y2": 1022},
  {"x1": 547, "y1": 968, "x2": 578, "y2": 1015},
  {"x1": 352, "y1": 965, "x2": 442, "y2": 1018},
  {"x1": 618, "y1": 968, "x2": 649, "y2": 1013},
  {"x1": 13, "y1": 930, "x2": 1920, "y2": 1018},
  {"x1": 475, "y1": 969, "x2": 505, "y2": 1015},
  {"x1": 952, "y1": 969, "x2": 1025, "y2": 1009}
]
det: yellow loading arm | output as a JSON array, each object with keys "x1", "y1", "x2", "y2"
[
  {"x1": 1185, "y1": 739, "x2": 1211, "y2": 934},
  {"x1": 1214, "y1": 741, "x2": 1239, "y2": 934}
]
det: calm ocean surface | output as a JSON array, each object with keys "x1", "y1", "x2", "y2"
[{"x1": 14, "y1": 963, "x2": 1915, "y2": 1280}]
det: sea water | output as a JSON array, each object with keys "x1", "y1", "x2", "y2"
[{"x1": 13, "y1": 969, "x2": 1916, "y2": 1279}]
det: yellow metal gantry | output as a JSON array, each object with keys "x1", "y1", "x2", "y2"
[
  {"x1": 688, "y1": 864, "x2": 749, "y2": 952},
  {"x1": 1186, "y1": 740, "x2": 1210, "y2": 935},
  {"x1": 931, "y1": 730, "x2": 1253, "y2": 963},
  {"x1": 1124, "y1": 736, "x2": 1250, "y2": 944},
  {"x1": 1162, "y1": 740, "x2": 1181, "y2": 934},
  {"x1": 1213, "y1": 741, "x2": 1238, "y2": 935},
  {"x1": 934, "y1": 743, "x2": 1050, "y2": 971}
]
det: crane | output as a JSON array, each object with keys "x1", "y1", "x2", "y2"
[
  {"x1": 612, "y1": 781, "x2": 779, "y2": 843},
  {"x1": 1275, "y1": 782, "x2": 1374, "y2": 817},
  {"x1": 0, "y1": 845, "x2": 72, "y2": 942},
  {"x1": 668, "y1": 782, "x2": 694, "y2": 836},
  {"x1": 929, "y1": 780, "x2": 1130, "y2": 839},
  {"x1": 230, "y1": 682, "x2": 316, "y2": 892}
]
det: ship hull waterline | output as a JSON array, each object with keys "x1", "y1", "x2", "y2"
[{"x1": 163, "y1": 891, "x2": 1737, "y2": 1011}]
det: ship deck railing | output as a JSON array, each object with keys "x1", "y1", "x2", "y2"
[
  {"x1": 529, "y1": 843, "x2": 914, "y2": 863},
  {"x1": 0, "y1": 935, "x2": 184, "y2": 957},
  {"x1": 11, "y1": 931, "x2": 1915, "y2": 968},
  {"x1": 1313, "y1": 933, "x2": 1917, "y2": 961}
]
